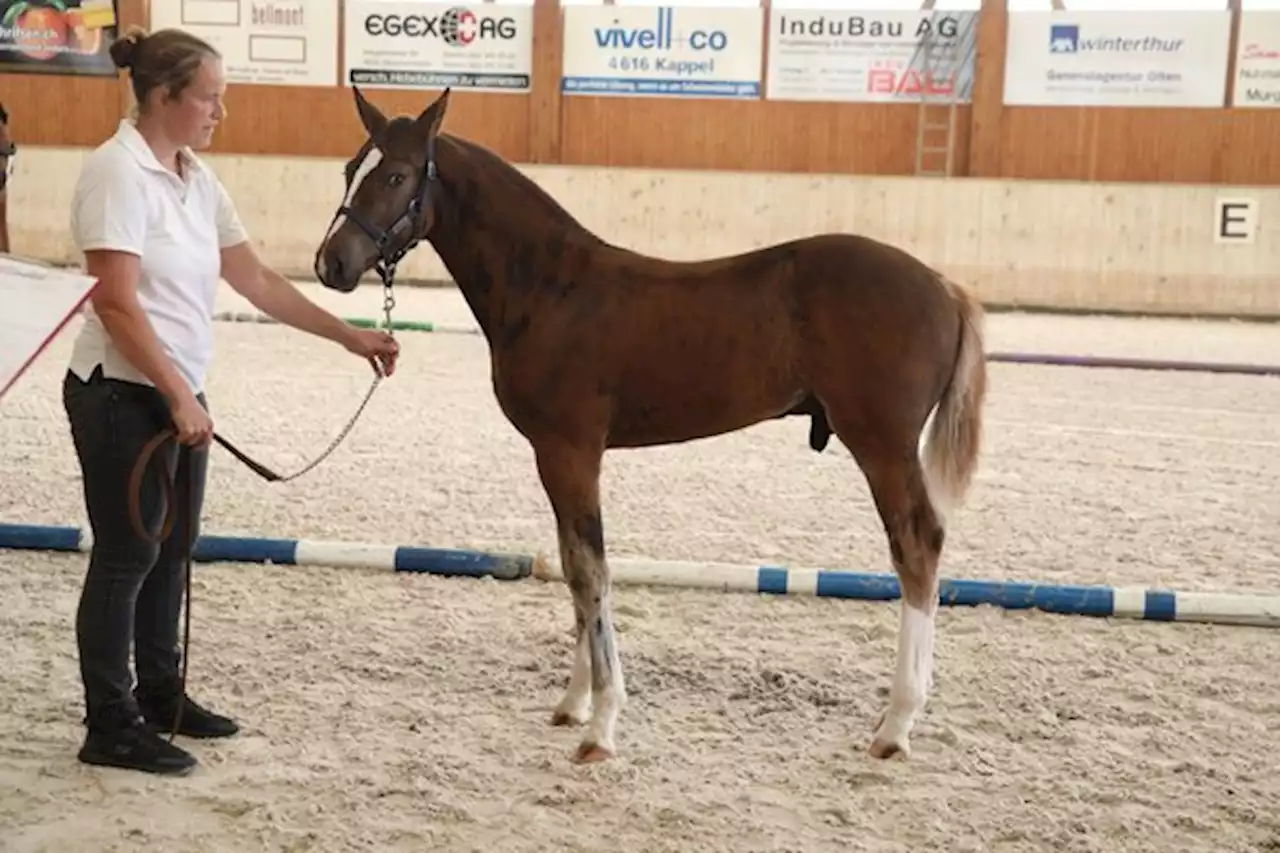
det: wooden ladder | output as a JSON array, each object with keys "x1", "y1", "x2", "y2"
[{"x1": 913, "y1": 8, "x2": 977, "y2": 178}]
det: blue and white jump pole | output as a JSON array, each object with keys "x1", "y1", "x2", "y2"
[{"x1": 1, "y1": 521, "x2": 1277, "y2": 628}]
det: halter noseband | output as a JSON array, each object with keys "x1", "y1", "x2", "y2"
[{"x1": 337, "y1": 134, "x2": 439, "y2": 282}]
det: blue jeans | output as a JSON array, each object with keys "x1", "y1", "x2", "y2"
[{"x1": 62, "y1": 365, "x2": 208, "y2": 730}]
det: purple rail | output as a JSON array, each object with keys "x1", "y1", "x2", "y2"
[{"x1": 986, "y1": 352, "x2": 1280, "y2": 378}]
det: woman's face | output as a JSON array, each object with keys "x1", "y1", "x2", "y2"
[{"x1": 155, "y1": 55, "x2": 227, "y2": 150}]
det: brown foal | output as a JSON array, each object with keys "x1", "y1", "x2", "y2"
[{"x1": 313, "y1": 88, "x2": 988, "y2": 764}]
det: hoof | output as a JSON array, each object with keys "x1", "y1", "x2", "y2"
[
  {"x1": 550, "y1": 698, "x2": 590, "y2": 727},
  {"x1": 550, "y1": 709, "x2": 587, "y2": 727},
  {"x1": 868, "y1": 736, "x2": 909, "y2": 760},
  {"x1": 572, "y1": 741, "x2": 614, "y2": 764},
  {"x1": 869, "y1": 709, "x2": 911, "y2": 760}
]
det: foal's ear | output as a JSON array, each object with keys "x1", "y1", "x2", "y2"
[
  {"x1": 413, "y1": 87, "x2": 450, "y2": 141},
  {"x1": 351, "y1": 86, "x2": 388, "y2": 141}
]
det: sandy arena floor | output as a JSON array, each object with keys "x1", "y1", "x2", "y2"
[{"x1": 1, "y1": 283, "x2": 1278, "y2": 852}]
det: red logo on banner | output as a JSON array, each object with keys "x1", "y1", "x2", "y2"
[
  {"x1": 868, "y1": 68, "x2": 955, "y2": 96},
  {"x1": 1241, "y1": 42, "x2": 1280, "y2": 61}
]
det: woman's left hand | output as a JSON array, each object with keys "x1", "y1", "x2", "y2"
[{"x1": 344, "y1": 328, "x2": 400, "y2": 377}]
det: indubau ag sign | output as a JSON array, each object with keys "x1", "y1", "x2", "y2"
[
  {"x1": 1004, "y1": 10, "x2": 1233, "y2": 107},
  {"x1": 561, "y1": 5, "x2": 763, "y2": 99}
]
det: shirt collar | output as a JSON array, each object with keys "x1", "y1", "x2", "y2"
[{"x1": 113, "y1": 118, "x2": 203, "y2": 177}]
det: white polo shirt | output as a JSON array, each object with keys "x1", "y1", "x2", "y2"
[{"x1": 67, "y1": 119, "x2": 249, "y2": 395}]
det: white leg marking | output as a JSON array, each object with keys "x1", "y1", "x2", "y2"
[
  {"x1": 580, "y1": 597, "x2": 626, "y2": 759},
  {"x1": 871, "y1": 600, "x2": 937, "y2": 758},
  {"x1": 552, "y1": 628, "x2": 592, "y2": 726}
]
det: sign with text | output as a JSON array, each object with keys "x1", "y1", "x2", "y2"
[
  {"x1": 561, "y1": 5, "x2": 763, "y2": 99},
  {"x1": 151, "y1": 0, "x2": 339, "y2": 87},
  {"x1": 0, "y1": 0, "x2": 118, "y2": 77},
  {"x1": 766, "y1": 10, "x2": 978, "y2": 103},
  {"x1": 1213, "y1": 198, "x2": 1259, "y2": 245},
  {"x1": 1003, "y1": 10, "x2": 1232, "y2": 107},
  {"x1": 343, "y1": 0, "x2": 533, "y2": 92},
  {"x1": 1232, "y1": 11, "x2": 1280, "y2": 108},
  {"x1": 0, "y1": 254, "x2": 98, "y2": 401}
]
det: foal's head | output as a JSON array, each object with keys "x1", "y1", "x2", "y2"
[
  {"x1": 314, "y1": 87, "x2": 451, "y2": 293},
  {"x1": 0, "y1": 103, "x2": 14, "y2": 194}
]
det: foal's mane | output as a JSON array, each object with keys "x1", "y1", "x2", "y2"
[{"x1": 438, "y1": 133, "x2": 603, "y2": 246}]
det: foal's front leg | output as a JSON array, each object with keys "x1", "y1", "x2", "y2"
[{"x1": 536, "y1": 444, "x2": 626, "y2": 762}]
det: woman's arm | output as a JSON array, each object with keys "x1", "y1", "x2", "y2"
[
  {"x1": 213, "y1": 175, "x2": 359, "y2": 346},
  {"x1": 214, "y1": 177, "x2": 398, "y2": 376},
  {"x1": 221, "y1": 240, "x2": 399, "y2": 376},
  {"x1": 84, "y1": 248, "x2": 191, "y2": 403},
  {"x1": 220, "y1": 240, "x2": 357, "y2": 346}
]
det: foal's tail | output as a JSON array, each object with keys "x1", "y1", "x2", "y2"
[{"x1": 920, "y1": 278, "x2": 988, "y2": 525}]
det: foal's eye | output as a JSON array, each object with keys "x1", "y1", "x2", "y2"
[{"x1": 388, "y1": 174, "x2": 405, "y2": 187}]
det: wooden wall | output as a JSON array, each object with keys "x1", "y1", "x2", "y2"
[{"x1": 1, "y1": 0, "x2": 1276, "y2": 185}]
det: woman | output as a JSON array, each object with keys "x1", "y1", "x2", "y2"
[{"x1": 62, "y1": 25, "x2": 399, "y2": 776}]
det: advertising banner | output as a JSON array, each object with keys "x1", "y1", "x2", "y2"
[
  {"x1": 0, "y1": 254, "x2": 99, "y2": 402},
  {"x1": 766, "y1": 9, "x2": 978, "y2": 103},
  {"x1": 0, "y1": 0, "x2": 118, "y2": 77},
  {"x1": 1233, "y1": 11, "x2": 1280, "y2": 108},
  {"x1": 344, "y1": 0, "x2": 533, "y2": 92},
  {"x1": 561, "y1": 4, "x2": 763, "y2": 99},
  {"x1": 1003, "y1": 10, "x2": 1232, "y2": 107},
  {"x1": 151, "y1": 0, "x2": 339, "y2": 87}
]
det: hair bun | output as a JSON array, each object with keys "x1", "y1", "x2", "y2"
[{"x1": 108, "y1": 26, "x2": 148, "y2": 70}]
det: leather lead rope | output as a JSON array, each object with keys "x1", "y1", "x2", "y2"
[{"x1": 125, "y1": 267, "x2": 400, "y2": 742}]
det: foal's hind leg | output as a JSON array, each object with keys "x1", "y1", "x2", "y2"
[
  {"x1": 871, "y1": 458, "x2": 942, "y2": 759},
  {"x1": 550, "y1": 617, "x2": 592, "y2": 728},
  {"x1": 534, "y1": 442, "x2": 626, "y2": 762},
  {"x1": 840, "y1": 437, "x2": 944, "y2": 760}
]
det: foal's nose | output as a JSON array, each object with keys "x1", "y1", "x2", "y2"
[
  {"x1": 326, "y1": 253, "x2": 346, "y2": 282},
  {"x1": 316, "y1": 250, "x2": 347, "y2": 289}
]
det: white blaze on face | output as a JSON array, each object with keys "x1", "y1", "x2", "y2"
[{"x1": 325, "y1": 144, "x2": 384, "y2": 242}]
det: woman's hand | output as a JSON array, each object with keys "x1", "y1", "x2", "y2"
[
  {"x1": 169, "y1": 388, "x2": 214, "y2": 446},
  {"x1": 343, "y1": 328, "x2": 400, "y2": 377}
]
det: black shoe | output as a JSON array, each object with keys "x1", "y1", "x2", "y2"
[
  {"x1": 77, "y1": 716, "x2": 198, "y2": 776},
  {"x1": 138, "y1": 691, "x2": 240, "y2": 740}
]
